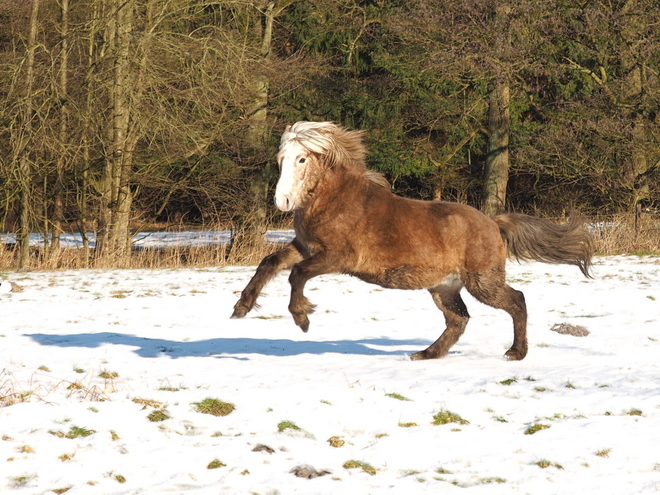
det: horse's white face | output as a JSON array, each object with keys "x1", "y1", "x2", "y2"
[{"x1": 274, "y1": 139, "x2": 312, "y2": 212}]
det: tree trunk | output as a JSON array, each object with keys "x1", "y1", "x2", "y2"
[
  {"x1": 110, "y1": 0, "x2": 134, "y2": 258},
  {"x1": 620, "y1": 0, "x2": 650, "y2": 211},
  {"x1": 51, "y1": 0, "x2": 70, "y2": 253},
  {"x1": 16, "y1": 0, "x2": 41, "y2": 269},
  {"x1": 245, "y1": 2, "x2": 274, "y2": 148},
  {"x1": 97, "y1": 0, "x2": 134, "y2": 261},
  {"x1": 243, "y1": 2, "x2": 277, "y2": 244},
  {"x1": 78, "y1": 0, "x2": 103, "y2": 266},
  {"x1": 482, "y1": 80, "x2": 510, "y2": 217}
]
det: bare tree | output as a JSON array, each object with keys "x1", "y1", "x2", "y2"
[
  {"x1": 93, "y1": 0, "x2": 136, "y2": 259},
  {"x1": 14, "y1": 0, "x2": 41, "y2": 268},
  {"x1": 50, "y1": 0, "x2": 70, "y2": 253}
]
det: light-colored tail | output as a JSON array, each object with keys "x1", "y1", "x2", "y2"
[{"x1": 494, "y1": 213, "x2": 594, "y2": 277}]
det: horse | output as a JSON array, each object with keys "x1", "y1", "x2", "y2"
[{"x1": 231, "y1": 121, "x2": 594, "y2": 361}]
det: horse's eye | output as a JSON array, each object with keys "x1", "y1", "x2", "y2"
[{"x1": 298, "y1": 157, "x2": 306, "y2": 164}]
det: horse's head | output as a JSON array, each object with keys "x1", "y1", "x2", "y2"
[{"x1": 274, "y1": 121, "x2": 335, "y2": 212}]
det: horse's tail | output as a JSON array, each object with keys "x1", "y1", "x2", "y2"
[{"x1": 494, "y1": 213, "x2": 594, "y2": 278}]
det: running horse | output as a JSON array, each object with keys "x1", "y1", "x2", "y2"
[{"x1": 232, "y1": 121, "x2": 593, "y2": 361}]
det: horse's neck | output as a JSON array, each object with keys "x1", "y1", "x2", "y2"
[
  {"x1": 321, "y1": 166, "x2": 367, "y2": 201},
  {"x1": 298, "y1": 166, "x2": 368, "y2": 221}
]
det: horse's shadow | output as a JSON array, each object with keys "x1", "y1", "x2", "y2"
[{"x1": 25, "y1": 332, "x2": 431, "y2": 360}]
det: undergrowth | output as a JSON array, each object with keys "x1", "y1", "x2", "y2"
[
  {"x1": 0, "y1": 225, "x2": 282, "y2": 270},
  {"x1": 2, "y1": 213, "x2": 658, "y2": 271}
]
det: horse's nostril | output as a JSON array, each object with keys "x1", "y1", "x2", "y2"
[{"x1": 274, "y1": 194, "x2": 294, "y2": 212}]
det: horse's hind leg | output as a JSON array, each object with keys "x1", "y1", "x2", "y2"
[
  {"x1": 231, "y1": 243, "x2": 303, "y2": 319},
  {"x1": 464, "y1": 269, "x2": 528, "y2": 361},
  {"x1": 411, "y1": 282, "x2": 470, "y2": 361}
]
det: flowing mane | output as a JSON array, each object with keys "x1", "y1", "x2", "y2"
[{"x1": 280, "y1": 121, "x2": 389, "y2": 189}]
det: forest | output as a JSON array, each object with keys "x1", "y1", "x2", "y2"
[{"x1": 1, "y1": 0, "x2": 659, "y2": 267}]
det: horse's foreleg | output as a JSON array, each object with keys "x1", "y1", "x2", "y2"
[
  {"x1": 231, "y1": 243, "x2": 303, "y2": 319},
  {"x1": 287, "y1": 257, "x2": 332, "y2": 332},
  {"x1": 411, "y1": 283, "x2": 469, "y2": 360}
]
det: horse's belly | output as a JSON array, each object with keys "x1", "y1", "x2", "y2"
[{"x1": 350, "y1": 266, "x2": 452, "y2": 290}]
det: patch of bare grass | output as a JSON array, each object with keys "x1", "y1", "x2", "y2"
[
  {"x1": 432, "y1": 410, "x2": 469, "y2": 426},
  {"x1": 192, "y1": 398, "x2": 235, "y2": 417},
  {"x1": 343, "y1": 460, "x2": 377, "y2": 475},
  {"x1": 49, "y1": 426, "x2": 96, "y2": 439}
]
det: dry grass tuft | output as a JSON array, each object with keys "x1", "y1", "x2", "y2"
[
  {"x1": 524, "y1": 423, "x2": 550, "y2": 435},
  {"x1": 207, "y1": 459, "x2": 226, "y2": 469},
  {"x1": 1, "y1": 234, "x2": 282, "y2": 270},
  {"x1": 1, "y1": 370, "x2": 110, "y2": 407},
  {"x1": 147, "y1": 409, "x2": 170, "y2": 422},
  {"x1": 132, "y1": 397, "x2": 163, "y2": 409},
  {"x1": 327, "y1": 436, "x2": 345, "y2": 448},
  {"x1": 591, "y1": 213, "x2": 660, "y2": 255},
  {"x1": 343, "y1": 460, "x2": 377, "y2": 475},
  {"x1": 0, "y1": 218, "x2": 291, "y2": 271}
]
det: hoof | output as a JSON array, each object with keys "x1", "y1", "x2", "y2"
[
  {"x1": 410, "y1": 350, "x2": 433, "y2": 361},
  {"x1": 504, "y1": 347, "x2": 527, "y2": 361},
  {"x1": 411, "y1": 346, "x2": 448, "y2": 361},
  {"x1": 231, "y1": 305, "x2": 248, "y2": 319},
  {"x1": 292, "y1": 314, "x2": 310, "y2": 333}
]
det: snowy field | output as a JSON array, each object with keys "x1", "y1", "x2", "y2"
[{"x1": 1, "y1": 255, "x2": 659, "y2": 494}]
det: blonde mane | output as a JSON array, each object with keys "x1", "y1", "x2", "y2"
[{"x1": 280, "y1": 121, "x2": 389, "y2": 188}]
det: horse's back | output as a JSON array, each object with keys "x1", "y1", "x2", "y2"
[{"x1": 400, "y1": 198, "x2": 505, "y2": 270}]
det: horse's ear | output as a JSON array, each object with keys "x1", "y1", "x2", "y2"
[{"x1": 284, "y1": 125, "x2": 291, "y2": 133}]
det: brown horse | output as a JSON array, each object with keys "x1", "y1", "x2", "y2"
[{"x1": 232, "y1": 121, "x2": 593, "y2": 361}]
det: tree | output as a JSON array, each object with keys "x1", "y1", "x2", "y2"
[
  {"x1": 483, "y1": 80, "x2": 510, "y2": 216},
  {"x1": 0, "y1": 0, "x2": 304, "y2": 266},
  {"x1": 274, "y1": 0, "x2": 443, "y2": 196},
  {"x1": 511, "y1": 0, "x2": 660, "y2": 213},
  {"x1": 373, "y1": 0, "x2": 660, "y2": 214},
  {"x1": 243, "y1": 1, "x2": 302, "y2": 241},
  {"x1": 49, "y1": 0, "x2": 70, "y2": 253},
  {"x1": 15, "y1": 0, "x2": 41, "y2": 268}
]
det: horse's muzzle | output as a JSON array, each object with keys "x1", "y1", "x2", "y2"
[{"x1": 274, "y1": 194, "x2": 295, "y2": 212}]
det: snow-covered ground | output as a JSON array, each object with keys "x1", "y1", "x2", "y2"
[{"x1": 1, "y1": 255, "x2": 659, "y2": 494}]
